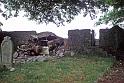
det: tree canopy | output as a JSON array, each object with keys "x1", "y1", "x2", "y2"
[
  {"x1": 0, "y1": 0, "x2": 109, "y2": 26},
  {"x1": 96, "y1": 0, "x2": 124, "y2": 26}
]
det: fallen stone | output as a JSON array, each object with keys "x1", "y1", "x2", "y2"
[{"x1": 10, "y1": 68, "x2": 15, "y2": 72}]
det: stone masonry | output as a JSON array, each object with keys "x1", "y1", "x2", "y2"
[{"x1": 68, "y1": 29, "x2": 95, "y2": 53}]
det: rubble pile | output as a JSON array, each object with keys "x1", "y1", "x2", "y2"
[{"x1": 13, "y1": 44, "x2": 65, "y2": 63}]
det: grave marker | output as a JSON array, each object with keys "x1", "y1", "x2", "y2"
[{"x1": 1, "y1": 36, "x2": 13, "y2": 69}]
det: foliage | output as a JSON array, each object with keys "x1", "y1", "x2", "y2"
[
  {"x1": 96, "y1": 0, "x2": 124, "y2": 26},
  {"x1": 0, "y1": 3, "x2": 3, "y2": 26},
  {"x1": 0, "y1": 0, "x2": 109, "y2": 26},
  {"x1": 0, "y1": 55, "x2": 115, "y2": 83},
  {"x1": 0, "y1": 21, "x2": 3, "y2": 26}
]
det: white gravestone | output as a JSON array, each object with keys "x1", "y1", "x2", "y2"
[{"x1": 1, "y1": 36, "x2": 13, "y2": 69}]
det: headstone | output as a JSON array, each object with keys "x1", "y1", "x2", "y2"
[{"x1": 1, "y1": 36, "x2": 13, "y2": 69}]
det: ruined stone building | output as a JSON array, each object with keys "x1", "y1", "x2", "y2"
[
  {"x1": 0, "y1": 31, "x2": 4, "y2": 44},
  {"x1": 99, "y1": 29, "x2": 109, "y2": 48},
  {"x1": 0, "y1": 31, "x2": 65, "y2": 54},
  {"x1": 1, "y1": 31, "x2": 37, "y2": 50},
  {"x1": 68, "y1": 29, "x2": 95, "y2": 53},
  {"x1": 99, "y1": 25, "x2": 124, "y2": 53}
]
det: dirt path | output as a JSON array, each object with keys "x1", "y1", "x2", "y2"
[{"x1": 97, "y1": 61, "x2": 124, "y2": 83}]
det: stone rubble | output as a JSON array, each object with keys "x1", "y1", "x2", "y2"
[{"x1": 13, "y1": 46, "x2": 66, "y2": 64}]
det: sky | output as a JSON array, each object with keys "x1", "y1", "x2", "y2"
[{"x1": 0, "y1": 12, "x2": 110, "y2": 39}]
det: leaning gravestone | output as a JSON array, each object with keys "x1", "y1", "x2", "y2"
[{"x1": 1, "y1": 36, "x2": 13, "y2": 69}]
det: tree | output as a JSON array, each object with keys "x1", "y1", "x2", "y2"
[
  {"x1": 0, "y1": 0, "x2": 109, "y2": 26},
  {"x1": 96, "y1": 0, "x2": 124, "y2": 26},
  {"x1": 0, "y1": 3, "x2": 3, "y2": 26}
]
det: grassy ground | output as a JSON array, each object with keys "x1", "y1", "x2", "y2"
[{"x1": 0, "y1": 55, "x2": 115, "y2": 83}]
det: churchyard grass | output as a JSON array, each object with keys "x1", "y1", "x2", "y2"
[{"x1": 0, "y1": 55, "x2": 115, "y2": 83}]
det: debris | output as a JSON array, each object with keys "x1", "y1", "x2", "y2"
[{"x1": 10, "y1": 68, "x2": 15, "y2": 72}]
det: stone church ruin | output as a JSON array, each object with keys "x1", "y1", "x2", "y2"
[
  {"x1": 99, "y1": 25, "x2": 124, "y2": 60},
  {"x1": 0, "y1": 31, "x2": 65, "y2": 65},
  {"x1": 0, "y1": 25, "x2": 124, "y2": 67},
  {"x1": 68, "y1": 25, "x2": 124, "y2": 60}
]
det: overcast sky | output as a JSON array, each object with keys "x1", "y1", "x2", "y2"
[{"x1": 0, "y1": 12, "x2": 110, "y2": 39}]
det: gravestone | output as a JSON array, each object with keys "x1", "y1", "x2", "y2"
[{"x1": 1, "y1": 36, "x2": 13, "y2": 69}]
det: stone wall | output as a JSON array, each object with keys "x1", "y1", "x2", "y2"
[
  {"x1": 109, "y1": 26, "x2": 124, "y2": 51},
  {"x1": 0, "y1": 31, "x2": 4, "y2": 45},
  {"x1": 2, "y1": 31, "x2": 37, "y2": 50},
  {"x1": 64, "y1": 39, "x2": 69, "y2": 50},
  {"x1": 68, "y1": 29, "x2": 95, "y2": 53},
  {"x1": 99, "y1": 29, "x2": 109, "y2": 48},
  {"x1": 99, "y1": 25, "x2": 124, "y2": 51}
]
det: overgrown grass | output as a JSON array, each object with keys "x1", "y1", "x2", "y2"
[{"x1": 0, "y1": 55, "x2": 115, "y2": 83}]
